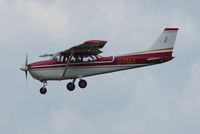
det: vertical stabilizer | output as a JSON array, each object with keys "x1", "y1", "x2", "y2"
[{"x1": 149, "y1": 28, "x2": 178, "y2": 51}]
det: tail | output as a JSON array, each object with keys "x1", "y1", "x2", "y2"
[{"x1": 149, "y1": 28, "x2": 179, "y2": 55}]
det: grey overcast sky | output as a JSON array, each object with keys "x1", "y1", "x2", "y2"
[{"x1": 0, "y1": 0, "x2": 200, "y2": 133}]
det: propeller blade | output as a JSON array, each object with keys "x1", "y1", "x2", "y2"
[
  {"x1": 25, "y1": 53, "x2": 28, "y2": 85},
  {"x1": 20, "y1": 53, "x2": 29, "y2": 86},
  {"x1": 25, "y1": 70, "x2": 28, "y2": 80},
  {"x1": 25, "y1": 70, "x2": 28, "y2": 86},
  {"x1": 25, "y1": 53, "x2": 28, "y2": 66}
]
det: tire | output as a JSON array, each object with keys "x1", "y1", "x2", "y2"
[
  {"x1": 78, "y1": 80, "x2": 87, "y2": 88},
  {"x1": 67, "y1": 82, "x2": 75, "y2": 91},
  {"x1": 40, "y1": 87, "x2": 47, "y2": 94}
]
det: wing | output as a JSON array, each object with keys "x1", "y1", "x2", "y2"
[
  {"x1": 61, "y1": 40, "x2": 107, "y2": 56},
  {"x1": 39, "y1": 40, "x2": 107, "y2": 58},
  {"x1": 58, "y1": 40, "x2": 107, "y2": 78},
  {"x1": 39, "y1": 54, "x2": 54, "y2": 57}
]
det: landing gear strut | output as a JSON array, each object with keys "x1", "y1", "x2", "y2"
[{"x1": 40, "y1": 81, "x2": 47, "y2": 94}]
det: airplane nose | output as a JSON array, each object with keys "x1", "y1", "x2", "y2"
[{"x1": 20, "y1": 65, "x2": 28, "y2": 71}]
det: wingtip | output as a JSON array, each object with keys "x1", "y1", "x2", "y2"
[
  {"x1": 85, "y1": 40, "x2": 107, "y2": 44},
  {"x1": 164, "y1": 28, "x2": 179, "y2": 31}
]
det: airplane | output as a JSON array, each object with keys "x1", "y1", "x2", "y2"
[{"x1": 20, "y1": 28, "x2": 178, "y2": 95}]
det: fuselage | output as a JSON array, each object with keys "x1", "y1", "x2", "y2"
[{"x1": 27, "y1": 48, "x2": 173, "y2": 82}]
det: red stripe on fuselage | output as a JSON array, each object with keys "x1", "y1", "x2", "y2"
[
  {"x1": 117, "y1": 51, "x2": 172, "y2": 58},
  {"x1": 29, "y1": 51, "x2": 173, "y2": 70}
]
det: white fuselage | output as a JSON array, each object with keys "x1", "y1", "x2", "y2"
[{"x1": 29, "y1": 60, "x2": 147, "y2": 81}]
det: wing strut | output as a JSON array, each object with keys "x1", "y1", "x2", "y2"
[{"x1": 61, "y1": 50, "x2": 74, "y2": 78}]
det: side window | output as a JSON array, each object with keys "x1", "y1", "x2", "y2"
[
  {"x1": 64, "y1": 56, "x2": 68, "y2": 62},
  {"x1": 83, "y1": 56, "x2": 93, "y2": 62},
  {"x1": 60, "y1": 56, "x2": 64, "y2": 62},
  {"x1": 61, "y1": 56, "x2": 68, "y2": 62},
  {"x1": 70, "y1": 57, "x2": 75, "y2": 62}
]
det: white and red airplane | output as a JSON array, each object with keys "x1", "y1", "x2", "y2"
[{"x1": 20, "y1": 28, "x2": 178, "y2": 94}]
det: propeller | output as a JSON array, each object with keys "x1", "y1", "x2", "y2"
[
  {"x1": 20, "y1": 53, "x2": 29, "y2": 82},
  {"x1": 25, "y1": 53, "x2": 28, "y2": 80}
]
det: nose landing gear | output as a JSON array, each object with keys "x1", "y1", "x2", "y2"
[{"x1": 40, "y1": 81, "x2": 47, "y2": 95}]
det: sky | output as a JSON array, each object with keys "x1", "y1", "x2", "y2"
[{"x1": 0, "y1": 0, "x2": 200, "y2": 133}]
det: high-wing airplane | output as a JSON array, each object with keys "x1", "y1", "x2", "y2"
[{"x1": 20, "y1": 28, "x2": 178, "y2": 94}]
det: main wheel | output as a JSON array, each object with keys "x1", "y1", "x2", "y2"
[
  {"x1": 67, "y1": 82, "x2": 75, "y2": 91},
  {"x1": 40, "y1": 87, "x2": 47, "y2": 94},
  {"x1": 78, "y1": 80, "x2": 87, "y2": 88}
]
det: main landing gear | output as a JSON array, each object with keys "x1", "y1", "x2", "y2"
[
  {"x1": 40, "y1": 81, "x2": 47, "y2": 95},
  {"x1": 67, "y1": 79, "x2": 76, "y2": 91},
  {"x1": 38, "y1": 79, "x2": 88, "y2": 94},
  {"x1": 66, "y1": 79, "x2": 87, "y2": 91},
  {"x1": 78, "y1": 79, "x2": 87, "y2": 88}
]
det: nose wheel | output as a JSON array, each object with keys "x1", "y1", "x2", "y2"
[
  {"x1": 40, "y1": 81, "x2": 47, "y2": 94},
  {"x1": 40, "y1": 87, "x2": 47, "y2": 94}
]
